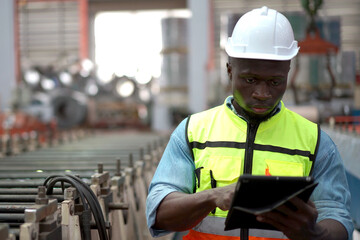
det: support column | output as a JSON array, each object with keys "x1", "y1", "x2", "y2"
[
  {"x1": 0, "y1": 0, "x2": 16, "y2": 110},
  {"x1": 187, "y1": 0, "x2": 209, "y2": 113}
]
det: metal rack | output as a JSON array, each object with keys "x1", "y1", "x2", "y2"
[{"x1": 0, "y1": 129, "x2": 171, "y2": 240}]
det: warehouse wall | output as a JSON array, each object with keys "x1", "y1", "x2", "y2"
[
  {"x1": 18, "y1": 1, "x2": 81, "y2": 68},
  {"x1": 89, "y1": 0, "x2": 186, "y2": 11}
]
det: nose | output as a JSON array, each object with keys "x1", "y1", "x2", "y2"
[{"x1": 253, "y1": 82, "x2": 271, "y2": 101}]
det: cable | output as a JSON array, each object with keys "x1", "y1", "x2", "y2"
[
  {"x1": 43, "y1": 174, "x2": 109, "y2": 240},
  {"x1": 44, "y1": 176, "x2": 91, "y2": 240},
  {"x1": 66, "y1": 175, "x2": 108, "y2": 240},
  {"x1": 45, "y1": 176, "x2": 88, "y2": 210}
]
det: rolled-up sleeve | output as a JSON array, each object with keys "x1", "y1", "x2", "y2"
[
  {"x1": 310, "y1": 130, "x2": 354, "y2": 239},
  {"x1": 146, "y1": 118, "x2": 195, "y2": 237}
]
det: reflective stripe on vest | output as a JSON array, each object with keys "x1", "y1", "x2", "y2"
[
  {"x1": 186, "y1": 98, "x2": 320, "y2": 238},
  {"x1": 184, "y1": 229, "x2": 288, "y2": 240},
  {"x1": 190, "y1": 216, "x2": 287, "y2": 239}
]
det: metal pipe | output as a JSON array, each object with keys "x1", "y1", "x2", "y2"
[
  {"x1": 0, "y1": 161, "x2": 137, "y2": 171},
  {"x1": 0, "y1": 182, "x2": 73, "y2": 188},
  {"x1": 108, "y1": 203, "x2": 128, "y2": 210},
  {"x1": 0, "y1": 182, "x2": 44, "y2": 188},
  {"x1": 0, "y1": 173, "x2": 94, "y2": 179},
  {"x1": 0, "y1": 204, "x2": 31, "y2": 213},
  {"x1": 0, "y1": 213, "x2": 24, "y2": 223},
  {"x1": 0, "y1": 188, "x2": 63, "y2": 195},
  {"x1": 0, "y1": 195, "x2": 63, "y2": 202}
]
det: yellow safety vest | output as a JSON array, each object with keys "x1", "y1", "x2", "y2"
[{"x1": 185, "y1": 99, "x2": 320, "y2": 240}]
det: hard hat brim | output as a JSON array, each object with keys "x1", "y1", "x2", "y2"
[{"x1": 225, "y1": 46, "x2": 299, "y2": 61}]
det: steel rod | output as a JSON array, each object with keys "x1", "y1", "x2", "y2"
[
  {"x1": 0, "y1": 195, "x2": 63, "y2": 202},
  {"x1": 0, "y1": 182, "x2": 84, "y2": 188},
  {"x1": 0, "y1": 162, "x2": 134, "y2": 171},
  {"x1": 0, "y1": 173, "x2": 94, "y2": 179},
  {"x1": 0, "y1": 213, "x2": 24, "y2": 223},
  {"x1": 0, "y1": 188, "x2": 63, "y2": 195},
  {"x1": 0, "y1": 204, "x2": 32, "y2": 213}
]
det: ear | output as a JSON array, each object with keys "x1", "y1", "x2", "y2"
[
  {"x1": 288, "y1": 60, "x2": 292, "y2": 72},
  {"x1": 226, "y1": 62, "x2": 232, "y2": 81}
]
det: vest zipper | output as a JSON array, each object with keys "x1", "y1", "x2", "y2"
[
  {"x1": 244, "y1": 122, "x2": 259, "y2": 174},
  {"x1": 242, "y1": 122, "x2": 259, "y2": 240}
]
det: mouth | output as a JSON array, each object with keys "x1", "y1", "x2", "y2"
[{"x1": 250, "y1": 106, "x2": 271, "y2": 114}]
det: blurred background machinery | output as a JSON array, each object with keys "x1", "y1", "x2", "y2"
[{"x1": 0, "y1": 0, "x2": 359, "y2": 239}]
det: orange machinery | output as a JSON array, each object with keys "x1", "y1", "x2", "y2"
[
  {"x1": 0, "y1": 111, "x2": 58, "y2": 154},
  {"x1": 290, "y1": 0, "x2": 339, "y2": 104}
]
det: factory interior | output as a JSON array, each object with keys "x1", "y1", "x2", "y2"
[{"x1": 0, "y1": 0, "x2": 359, "y2": 239}]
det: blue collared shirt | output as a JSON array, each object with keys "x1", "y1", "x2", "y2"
[{"x1": 146, "y1": 96, "x2": 354, "y2": 238}]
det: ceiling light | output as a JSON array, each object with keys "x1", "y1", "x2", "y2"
[
  {"x1": 59, "y1": 71, "x2": 73, "y2": 86},
  {"x1": 135, "y1": 71, "x2": 152, "y2": 85},
  {"x1": 96, "y1": 67, "x2": 114, "y2": 84},
  {"x1": 139, "y1": 87, "x2": 151, "y2": 102},
  {"x1": 116, "y1": 79, "x2": 135, "y2": 98},
  {"x1": 41, "y1": 77, "x2": 56, "y2": 91},
  {"x1": 85, "y1": 80, "x2": 99, "y2": 96},
  {"x1": 24, "y1": 69, "x2": 40, "y2": 85}
]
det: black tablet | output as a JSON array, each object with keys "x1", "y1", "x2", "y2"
[{"x1": 224, "y1": 174, "x2": 318, "y2": 231}]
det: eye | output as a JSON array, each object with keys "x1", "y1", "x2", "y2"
[
  {"x1": 270, "y1": 79, "x2": 281, "y2": 86},
  {"x1": 245, "y1": 77, "x2": 256, "y2": 84}
]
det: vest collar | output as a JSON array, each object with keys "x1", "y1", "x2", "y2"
[{"x1": 224, "y1": 96, "x2": 285, "y2": 133}]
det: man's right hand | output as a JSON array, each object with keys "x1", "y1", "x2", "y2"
[
  {"x1": 213, "y1": 183, "x2": 236, "y2": 211},
  {"x1": 154, "y1": 184, "x2": 237, "y2": 231}
]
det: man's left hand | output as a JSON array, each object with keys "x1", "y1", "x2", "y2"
[{"x1": 256, "y1": 197, "x2": 326, "y2": 240}]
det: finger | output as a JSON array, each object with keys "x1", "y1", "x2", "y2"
[
  {"x1": 256, "y1": 214, "x2": 291, "y2": 234},
  {"x1": 258, "y1": 210, "x2": 297, "y2": 229},
  {"x1": 280, "y1": 197, "x2": 314, "y2": 213},
  {"x1": 288, "y1": 197, "x2": 318, "y2": 216},
  {"x1": 308, "y1": 199, "x2": 316, "y2": 208},
  {"x1": 275, "y1": 202, "x2": 298, "y2": 217},
  {"x1": 257, "y1": 211, "x2": 305, "y2": 239},
  {"x1": 288, "y1": 197, "x2": 307, "y2": 207},
  {"x1": 257, "y1": 215, "x2": 296, "y2": 240}
]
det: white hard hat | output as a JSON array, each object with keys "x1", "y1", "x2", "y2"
[{"x1": 225, "y1": 6, "x2": 299, "y2": 61}]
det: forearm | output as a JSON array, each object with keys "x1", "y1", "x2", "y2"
[
  {"x1": 317, "y1": 219, "x2": 348, "y2": 240},
  {"x1": 154, "y1": 190, "x2": 217, "y2": 231}
]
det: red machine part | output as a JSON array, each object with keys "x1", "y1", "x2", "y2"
[
  {"x1": 329, "y1": 116, "x2": 360, "y2": 134},
  {"x1": 0, "y1": 112, "x2": 57, "y2": 144}
]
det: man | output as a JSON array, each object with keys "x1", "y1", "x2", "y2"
[{"x1": 146, "y1": 6, "x2": 353, "y2": 240}]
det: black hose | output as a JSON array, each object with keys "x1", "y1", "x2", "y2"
[
  {"x1": 44, "y1": 177, "x2": 88, "y2": 210},
  {"x1": 66, "y1": 175, "x2": 108, "y2": 240},
  {"x1": 43, "y1": 175, "x2": 109, "y2": 240}
]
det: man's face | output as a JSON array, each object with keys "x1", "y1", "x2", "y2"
[{"x1": 227, "y1": 58, "x2": 290, "y2": 120}]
